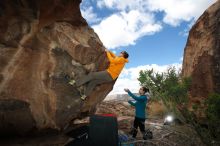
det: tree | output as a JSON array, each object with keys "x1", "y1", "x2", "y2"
[{"x1": 138, "y1": 66, "x2": 191, "y2": 114}]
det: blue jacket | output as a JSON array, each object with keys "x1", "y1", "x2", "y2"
[{"x1": 127, "y1": 91, "x2": 148, "y2": 119}]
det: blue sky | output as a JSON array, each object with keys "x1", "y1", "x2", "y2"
[{"x1": 80, "y1": 0, "x2": 217, "y2": 96}]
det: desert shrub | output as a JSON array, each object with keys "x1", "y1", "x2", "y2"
[
  {"x1": 138, "y1": 66, "x2": 191, "y2": 113},
  {"x1": 205, "y1": 93, "x2": 220, "y2": 141}
]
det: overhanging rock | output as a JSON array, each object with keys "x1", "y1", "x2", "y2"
[{"x1": 0, "y1": 0, "x2": 113, "y2": 135}]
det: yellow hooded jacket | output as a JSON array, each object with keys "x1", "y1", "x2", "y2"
[{"x1": 106, "y1": 51, "x2": 128, "y2": 80}]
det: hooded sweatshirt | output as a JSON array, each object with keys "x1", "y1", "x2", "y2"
[
  {"x1": 127, "y1": 91, "x2": 148, "y2": 119},
  {"x1": 106, "y1": 51, "x2": 128, "y2": 80}
]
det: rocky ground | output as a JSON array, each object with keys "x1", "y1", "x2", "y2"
[
  {"x1": 97, "y1": 101, "x2": 206, "y2": 146},
  {"x1": 0, "y1": 100, "x2": 206, "y2": 146}
]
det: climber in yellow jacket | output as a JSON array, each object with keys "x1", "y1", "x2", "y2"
[
  {"x1": 106, "y1": 50, "x2": 129, "y2": 80},
  {"x1": 69, "y1": 50, "x2": 129, "y2": 100}
]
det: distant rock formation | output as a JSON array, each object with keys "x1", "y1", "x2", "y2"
[
  {"x1": 182, "y1": 1, "x2": 220, "y2": 99},
  {"x1": 0, "y1": 0, "x2": 113, "y2": 136},
  {"x1": 105, "y1": 93, "x2": 133, "y2": 101}
]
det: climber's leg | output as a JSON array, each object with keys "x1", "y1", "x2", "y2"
[
  {"x1": 80, "y1": 76, "x2": 113, "y2": 100},
  {"x1": 76, "y1": 71, "x2": 112, "y2": 87}
]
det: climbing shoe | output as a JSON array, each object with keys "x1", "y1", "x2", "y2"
[
  {"x1": 80, "y1": 95, "x2": 87, "y2": 100},
  {"x1": 69, "y1": 80, "x2": 76, "y2": 85}
]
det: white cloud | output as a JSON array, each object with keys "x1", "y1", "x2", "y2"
[
  {"x1": 179, "y1": 19, "x2": 197, "y2": 36},
  {"x1": 83, "y1": 0, "x2": 217, "y2": 49},
  {"x1": 108, "y1": 63, "x2": 182, "y2": 95},
  {"x1": 92, "y1": 11, "x2": 162, "y2": 49},
  {"x1": 147, "y1": 0, "x2": 217, "y2": 26},
  {"x1": 97, "y1": 0, "x2": 148, "y2": 11},
  {"x1": 96, "y1": 0, "x2": 217, "y2": 26},
  {"x1": 94, "y1": 0, "x2": 162, "y2": 49},
  {"x1": 80, "y1": 5, "x2": 101, "y2": 24}
]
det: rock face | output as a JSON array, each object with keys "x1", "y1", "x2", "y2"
[
  {"x1": 182, "y1": 1, "x2": 220, "y2": 98},
  {"x1": 0, "y1": 0, "x2": 113, "y2": 135}
]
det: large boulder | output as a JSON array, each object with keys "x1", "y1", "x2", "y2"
[
  {"x1": 0, "y1": 0, "x2": 113, "y2": 135},
  {"x1": 182, "y1": 1, "x2": 220, "y2": 99}
]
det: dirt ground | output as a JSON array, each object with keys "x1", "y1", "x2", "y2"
[{"x1": 0, "y1": 100, "x2": 207, "y2": 146}]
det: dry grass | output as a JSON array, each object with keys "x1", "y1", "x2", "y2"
[
  {"x1": 148, "y1": 100, "x2": 168, "y2": 118},
  {"x1": 97, "y1": 100, "x2": 168, "y2": 119}
]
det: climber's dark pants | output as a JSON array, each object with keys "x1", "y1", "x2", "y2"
[
  {"x1": 76, "y1": 71, "x2": 113, "y2": 96},
  {"x1": 131, "y1": 117, "x2": 145, "y2": 138}
]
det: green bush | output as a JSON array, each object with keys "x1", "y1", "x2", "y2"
[
  {"x1": 138, "y1": 66, "x2": 220, "y2": 145},
  {"x1": 205, "y1": 93, "x2": 220, "y2": 140},
  {"x1": 138, "y1": 66, "x2": 191, "y2": 113},
  {"x1": 185, "y1": 93, "x2": 220, "y2": 145}
]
